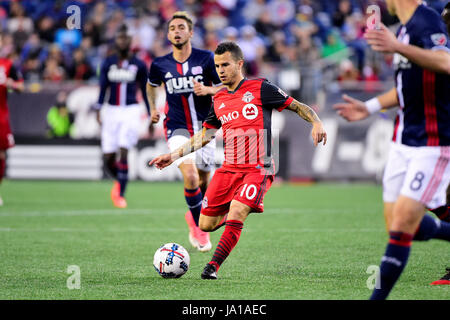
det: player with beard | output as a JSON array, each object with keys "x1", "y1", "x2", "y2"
[
  {"x1": 150, "y1": 41, "x2": 327, "y2": 279},
  {"x1": 93, "y1": 24, "x2": 151, "y2": 208},
  {"x1": 146, "y1": 12, "x2": 223, "y2": 252}
]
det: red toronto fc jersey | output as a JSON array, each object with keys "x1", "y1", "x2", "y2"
[
  {"x1": 0, "y1": 58, "x2": 22, "y2": 112},
  {"x1": 0, "y1": 58, "x2": 22, "y2": 150},
  {"x1": 203, "y1": 78, "x2": 293, "y2": 172}
]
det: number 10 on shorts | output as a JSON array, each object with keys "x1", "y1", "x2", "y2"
[{"x1": 240, "y1": 184, "x2": 258, "y2": 200}]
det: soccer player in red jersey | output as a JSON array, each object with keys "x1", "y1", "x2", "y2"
[
  {"x1": 0, "y1": 33, "x2": 24, "y2": 206},
  {"x1": 150, "y1": 41, "x2": 327, "y2": 279},
  {"x1": 334, "y1": 0, "x2": 450, "y2": 298}
]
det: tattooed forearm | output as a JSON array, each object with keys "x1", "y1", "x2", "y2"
[
  {"x1": 175, "y1": 127, "x2": 216, "y2": 159},
  {"x1": 286, "y1": 99, "x2": 320, "y2": 123}
]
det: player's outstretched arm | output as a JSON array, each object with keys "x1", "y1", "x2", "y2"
[
  {"x1": 286, "y1": 99, "x2": 327, "y2": 146},
  {"x1": 333, "y1": 87, "x2": 398, "y2": 122},
  {"x1": 149, "y1": 127, "x2": 217, "y2": 169}
]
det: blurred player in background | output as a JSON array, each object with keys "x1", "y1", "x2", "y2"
[
  {"x1": 334, "y1": 0, "x2": 450, "y2": 298},
  {"x1": 146, "y1": 12, "x2": 223, "y2": 252},
  {"x1": 0, "y1": 33, "x2": 24, "y2": 206},
  {"x1": 93, "y1": 25, "x2": 151, "y2": 209},
  {"x1": 150, "y1": 42, "x2": 327, "y2": 279},
  {"x1": 46, "y1": 91, "x2": 74, "y2": 139}
]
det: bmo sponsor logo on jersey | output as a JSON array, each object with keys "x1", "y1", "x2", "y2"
[
  {"x1": 242, "y1": 104, "x2": 258, "y2": 120},
  {"x1": 166, "y1": 75, "x2": 204, "y2": 94},
  {"x1": 219, "y1": 110, "x2": 239, "y2": 124},
  {"x1": 107, "y1": 64, "x2": 138, "y2": 82}
]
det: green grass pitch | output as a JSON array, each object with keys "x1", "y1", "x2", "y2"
[{"x1": 0, "y1": 180, "x2": 448, "y2": 300}]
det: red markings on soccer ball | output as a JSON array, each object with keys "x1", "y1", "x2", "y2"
[{"x1": 161, "y1": 248, "x2": 185, "y2": 259}]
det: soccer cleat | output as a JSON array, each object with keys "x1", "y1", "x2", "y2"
[
  {"x1": 113, "y1": 196, "x2": 127, "y2": 209},
  {"x1": 185, "y1": 211, "x2": 212, "y2": 252},
  {"x1": 196, "y1": 229, "x2": 212, "y2": 252},
  {"x1": 201, "y1": 263, "x2": 218, "y2": 280},
  {"x1": 430, "y1": 267, "x2": 450, "y2": 285},
  {"x1": 110, "y1": 181, "x2": 120, "y2": 201},
  {"x1": 185, "y1": 211, "x2": 199, "y2": 248},
  {"x1": 0, "y1": 196, "x2": 3, "y2": 206}
]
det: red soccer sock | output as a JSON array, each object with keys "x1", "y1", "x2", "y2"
[{"x1": 209, "y1": 220, "x2": 243, "y2": 271}]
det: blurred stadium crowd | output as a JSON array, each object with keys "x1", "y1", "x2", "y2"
[{"x1": 1, "y1": 0, "x2": 448, "y2": 85}]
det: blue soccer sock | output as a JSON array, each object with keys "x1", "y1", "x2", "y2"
[
  {"x1": 414, "y1": 214, "x2": 450, "y2": 241},
  {"x1": 370, "y1": 231, "x2": 413, "y2": 300},
  {"x1": 185, "y1": 187, "x2": 203, "y2": 226},
  {"x1": 116, "y1": 160, "x2": 128, "y2": 197}
]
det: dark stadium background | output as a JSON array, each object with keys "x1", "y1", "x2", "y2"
[{"x1": 2, "y1": 0, "x2": 448, "y2": 182}]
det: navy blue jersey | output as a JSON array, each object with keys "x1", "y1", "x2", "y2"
[
  {"x1": 97, "y1": 55, "x2": 150, "y2": 114},
  {"x1": 393, "y1": 4, "x2": 450, "y2": 146},
  {"x1": 148, "y1": 47, "x2": 221, "y2": 138}
]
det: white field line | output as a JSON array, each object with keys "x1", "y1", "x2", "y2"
[
  {"x1": 0, "y1": 207, "x2": 383, "y2": 233},
  {"x1": 0, "y1": 207, "x2": 380, "y2": 217},
  {"x1": 0, "y1": 227, "x2": 383, "y2": 233}
]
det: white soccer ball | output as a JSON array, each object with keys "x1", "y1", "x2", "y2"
[{"x1": 153, "y1": 243, "x2": 190, "y2": 278}]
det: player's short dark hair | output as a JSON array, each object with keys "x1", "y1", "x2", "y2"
[
  {"x1": 214, "y1": 41, "x2": 244, "y2": 62},
  {"x1": 116, "y1": 24, "x2": 130, "y2": 37},
  {"x1": 168, "y1": 11, "x2": 194, "y2": 31}
]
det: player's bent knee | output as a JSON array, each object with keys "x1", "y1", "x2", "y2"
[
  {"x1": 198, "y1": 219, "x2": 214, "y2": 232},
  {"x1": 181, "y1": 167, "x2": 200, "y2": 188},
  {"x1": 199, "y1": 214, "x2": 223, "y2": 232},
  {"x1": 184, "y1": 175, "x2": 200, "y2": 189},
  {"x1": 227, "y1": 200, "x2": 251, "y2": 222},
  {"x1": 391, "y1": 211, "x2": 424, "y2": 234},
  {"x1": 392, "y1": 198, "x2": 426, "y2": 229},
  {"x1": 199, "y1": 223, "x2": 213, "y2": 232}
]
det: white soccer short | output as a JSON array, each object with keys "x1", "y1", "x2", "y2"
[
  {"x1": 383, "y1": 142, "x2": 450, "y2": 209},
  {"x1": 167, "y1": 134, "x2": 216, "y2": 172},
  {"x1": 101, "y1": 104, "x2": 141, "y2": 153}
]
